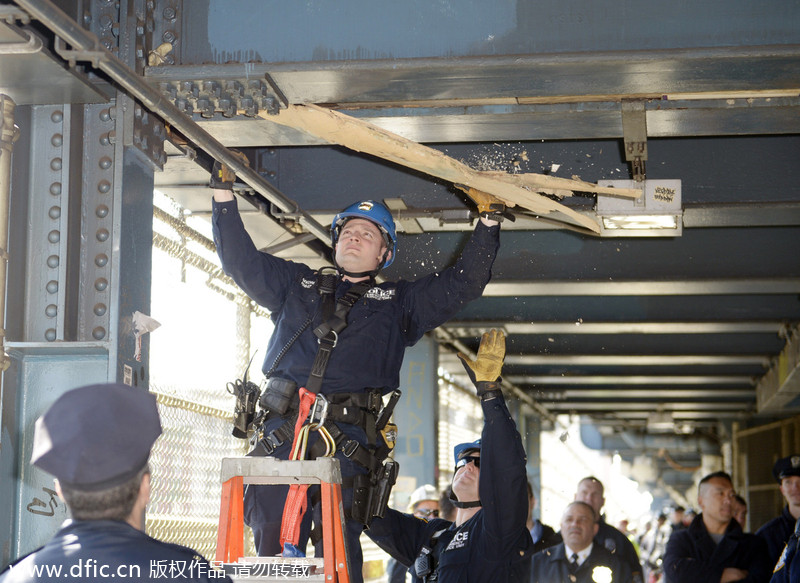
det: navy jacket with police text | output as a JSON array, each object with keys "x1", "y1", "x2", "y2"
[
  {"x1": 365, "y1": 393, "x2": 533, "y2": 582},
  {"x1": 212, "y1": 197, "x2": 499, "y2": 396}
]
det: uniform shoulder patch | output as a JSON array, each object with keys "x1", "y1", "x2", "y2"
[
  {"x1": 365, "y1": 287, "x2": 395, "y2": 301},
  {"x1": 774, "y1": 543, "x2": 789, "y2": 573}
]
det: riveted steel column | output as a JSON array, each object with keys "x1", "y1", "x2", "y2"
[
  {"x1": 0, "y1": 95, "x2": 20, "y2": 569},
  {"x1": 0, "y1": 0, "x2": 160, "y2": 561},
  {"x1": 0, "y1": 96, "x2": 19, "y2": 369},
  {"x1": 150, "y1": 0, "x2": 182, "y2": 67},
  {"x1": 19, "y1": 105, "x2": 78, "y2": 342},
  {"x1": 76, "y1": 102, "x2": 117, "y2": 345},
  {"x1": 99, "y1": 94, "x2": 156, "y2": 386}
]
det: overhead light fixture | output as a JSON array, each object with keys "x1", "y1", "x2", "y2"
[
  {"x1": 647, "y1": 410, "x2": 675, "y2": 431},
  {"x1": 596, "y1": 179, "x2": 683, "y2": 237}
]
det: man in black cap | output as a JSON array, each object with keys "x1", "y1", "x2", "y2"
[
  {"x1": 365, "y1": 329, "x2": 533, "y2": 582},
  {"x1": 757, "y1": 455, "x2": 800, "y2": 567},
  {"x1": 0, "y1": 383, "x2": 230, "y2": 583}
]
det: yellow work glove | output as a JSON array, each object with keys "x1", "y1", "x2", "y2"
[
  {"x1": 457, "y1": 329, "x2": 505, "y2": 396},
  {"x1": 209, "y1": 150, "x2": 249, "y2": 190},
  {"x1": 457, "y1": 186, "x2": 515, "y2": 222}
]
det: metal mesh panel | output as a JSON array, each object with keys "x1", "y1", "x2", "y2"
[
  {"x1": 734, "y1": 417, "x2": 800, "y2": 533},
  {"x1": 436, "y1": 377, "x2": 482, "y2": 492},
  {"x1": 147, "y1": 391, "x2": 248, "y2": 558},
  {"x1": 147, "y1": 192, "x2": 258, "y2": 559}
]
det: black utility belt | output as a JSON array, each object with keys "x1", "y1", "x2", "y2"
[{"x1": 259, "y1": 377, "x2": 383, "y2": 426}]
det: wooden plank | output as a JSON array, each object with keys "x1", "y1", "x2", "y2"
[{"x1": 259, "y1": 105, "x2": 645, "y2": 233}]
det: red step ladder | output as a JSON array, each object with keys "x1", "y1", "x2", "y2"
[{"x1": 216, "y1": 457, "x2": 351, "y2": 582}]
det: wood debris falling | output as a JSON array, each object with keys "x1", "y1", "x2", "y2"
[{"x1": 258, "y1": 104, "x2": 642, "y2": 233}]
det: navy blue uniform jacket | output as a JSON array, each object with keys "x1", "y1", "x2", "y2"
[
  {"x1": 365, "y1": 394, "x2": 534, "y2": 582},
  {"x1": 758, "y1": 506, "x2": 798, "y2": 568},
  {"x1": 770, "y1": 516, "x2": 800, "y2": 583},
  {"x1": 663, "y1": 513, "x2": 772, "y2": 583},
  {"x1": 212, "y1": 198, "x2": 499, "y2": 396},
  {"x1": 530, "y1": 542, "x2": 627, "y2": 583},
  {"x1": 0, "y1": 520, "x2": 229, "y2": 582}
]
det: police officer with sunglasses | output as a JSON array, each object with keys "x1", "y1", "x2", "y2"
[{"x1": 366, "y1": 330, "x2": 534, "y2": 582}]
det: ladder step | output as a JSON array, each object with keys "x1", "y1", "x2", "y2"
[
  {"x1": 216, "y1": 457, "x2": 351, "y2": 582},
  {"x1": 222, "y1": 557, "x2": 326, "y2": 582},
  {"x1": 220, "y1": 457, "x2": 343, "y2": 485}
]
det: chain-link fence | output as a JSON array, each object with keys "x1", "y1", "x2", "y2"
[{"x1": 148, "y1": 191, "x2": 265, "y2": 558}]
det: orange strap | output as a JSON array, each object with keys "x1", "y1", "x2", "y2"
[{"x1": 279, "y1": 387, "x2": 317, "y2": 552}]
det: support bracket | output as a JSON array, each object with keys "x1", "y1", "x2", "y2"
[{"x1": 622, "y1": 100, "x2": 648, "y2": 182}]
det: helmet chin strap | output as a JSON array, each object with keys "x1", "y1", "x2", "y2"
[
  {"x1": 333, "y1": 249, "x2": 389, "y2": 280},
  {"x1": 449, "y1": 491, "x2": 482, "y2": 509}
]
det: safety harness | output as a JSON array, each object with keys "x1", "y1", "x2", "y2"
[{"x1": 242, "y1": 268, "x2": 400, "y2": 555}]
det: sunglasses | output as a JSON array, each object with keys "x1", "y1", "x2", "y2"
[
  {"x1": 455, "y1": 455, "x2": 481, "y2": 470},
  {"x1": 415, "y1": 508, "x2": 439, "y2": 518}
]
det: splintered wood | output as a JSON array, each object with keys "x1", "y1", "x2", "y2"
[{"x1": 258, "y1": 104, "x2": 642, "y2": 233}]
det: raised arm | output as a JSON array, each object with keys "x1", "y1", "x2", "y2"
[{"x1": 458, "y1": 330, "x2": 529, "y2": 549}]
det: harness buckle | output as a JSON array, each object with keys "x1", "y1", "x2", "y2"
[
  {"x1": 342, "y1": 439, "x2": 360, "y2": 458},
  {"x1": 318, "y1": 330, "x2": 338, "y2": 348},
  {"x1": 253, "y1": 428, "x2": 285, "y2": 455},
  {"x1": 366, "y1": 389, "x2": 383, "y2": 413},
  {"x1": 309, "y1": 393, "x2": 329, "y2": 428}
]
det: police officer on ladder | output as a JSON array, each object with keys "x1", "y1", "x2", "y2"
[
  {"x1": 210, "y1": 156, "x2": 504, "y2": 581},
  {"x1": 365, "y1": 329, "x2": 534, "y2": 582}
]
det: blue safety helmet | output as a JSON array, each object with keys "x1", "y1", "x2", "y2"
[
  {"x1": 331, "y1": 200, "x2": 396, "y2": 268},
  {"x1": 453, "y1": 439, "x2": 481, "y2": 466}
]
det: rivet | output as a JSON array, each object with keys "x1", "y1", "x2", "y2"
[
  {"x1": 92, "y1": 327, "x2": 106, "y2": 340},
  {"x1": 96, "y1": 204, "x2": 109, "y2": 218},
  {"x1": 50, "y1": 110, "x2": 63, "y2": 123},
  {"x1": 47, "y1": 230, "x2": 60, "y2": 243},
  {"x1": 97, "y1": 179, "x2": 111, "y2": 194},
  {"x1": 99, "y1": 156, "x2": 113, "y2": 170},
  {"x1": 46, "y1": 255, "x2": 59, "y2": 268},
  {"x1": 95, "y1": 253, "x2": 108, "y2": 267},
  {"x1": 45, "y1": 328, "x2": 57, "y2": 341},
  {"x1": 95, "y1": 278, "x2": 108, "y2": 291},
  {"x1": 50, "y1": 158, "x2": 62, "y2": 171},
  {"x1": 45, "y1": 304, "x2": 58, "y2": 317},
  {"x1": 93, "y1": 303, "x2": 107, "y2": 317},
  {"x1": 96, "y1": 228, "x2": 110, "y2": 242},
  {"x1": 51, "y1": 133, "x2": 63, "y2": 147},
  {"x1": 46, "y1": 280, "x2": 58, "y2": 294},
  {"x1": 49, "y1": 182, "x2": 62, "y2": 196},
  {"x1": 48, "y1": 206, "x2": 61, "y2": 219}
]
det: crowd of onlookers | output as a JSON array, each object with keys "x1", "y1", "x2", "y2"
[{"x1": 386, "y1": 453, "x2": 800, "y2": 583}]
